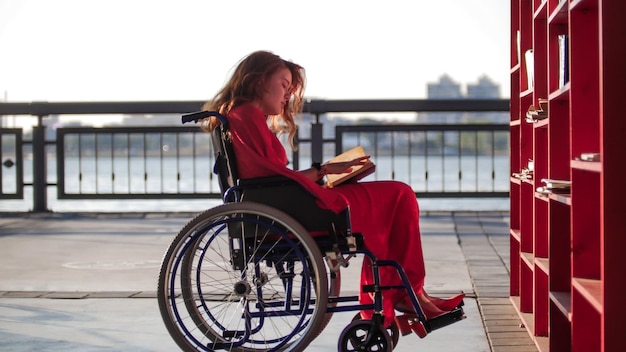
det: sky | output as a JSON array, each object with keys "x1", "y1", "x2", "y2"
[{"x1": 0, "y1": 0, "x2": 510, "y2": 103}]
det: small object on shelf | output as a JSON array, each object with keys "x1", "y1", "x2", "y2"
[
  {"x1": 538, "y1": 98, "x2": 548, "y2": 112},
  {"x1": 525, "y1": 49, "x2": 534, "y2": 89},
  {"x1": 579, "y1": 153, "x2": 601, "y2": 162},
  {"x1": 512, "y1": 160, "x2": 534, "y2": 180},
  {"x1": 540, "y1": 178, "x2": 571, "y2": 194},
  {"x1": 525, "y1": 101, "x2": 548, "y2": 123},
  {"x1": 512, "y1": 170, "x2": 533, "y2": 180}
]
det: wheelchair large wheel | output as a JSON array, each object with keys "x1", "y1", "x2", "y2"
[{"x1": 158, "y1": 202, "x2": 329, "y2": 352}]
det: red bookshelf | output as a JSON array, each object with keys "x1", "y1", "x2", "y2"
[{"x1": 510, "y1": 0, "x2": 626, "y2": 350}]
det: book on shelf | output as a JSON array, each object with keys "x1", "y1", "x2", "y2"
[
  {"x1": 540, "y1": 178, "x2": 571, "y2": 193},
  {"x1": 525, "y1": 49, "x2": 534, "y2": 89},
  {"x1": 579, "y1": 153, "x2": 600, "y2": 162},
  {"x1": 558, "y1": 35, "x2": 569, "y2": 88},
  {"x1": 324, "y1": 146, "x2": 376, "y2": 188},
  {"x1": 516, "y1": 30, "x2": 521, "y2": 65},
  {"x1": 537, "y1": 178, "x2": 571, "y2": 195},
  {"x1": 525, "y1": 102, "x2": 548, "y2": 122}
]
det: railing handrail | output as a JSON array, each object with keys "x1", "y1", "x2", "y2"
[{"x1": 0, "y1": 99, "x2": 510, "y2": 117}]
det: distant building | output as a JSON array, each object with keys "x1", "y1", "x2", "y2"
[
  {"x1": 467, "y1": 75, "x2": 500, "y2": 99},
  {"x1": 427, "y1": 74, "x2": 464, "y2": 99},
  {"x1": 466, "y1": 75, "x2": 508, "y2": 123},
  {"x1": 421, "y1": 74, "x2": 464, "y2": 124},
  {"x1": 420, "y1": 74, "x2": 507, "y2": 124}
]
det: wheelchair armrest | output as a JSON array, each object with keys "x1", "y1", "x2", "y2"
[
  {"x1": 238, "y1": 175, "x2": 297, "y2": 189},
  {"x1": 235, "y1": 176, "x2": 350, "y2": 234}
]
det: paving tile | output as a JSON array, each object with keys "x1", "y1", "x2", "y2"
[
  {"x1": 488, "y1": 331, "x2": 537, "y2": 339},
  {"x1": 486, "y1": 324, "x2": 530, "y2": 333},
  {"x1": 478, "y1": 297, "x2": 513, "y2": 305},
  {"x1": 492, "y1": 345, "x2": 540, "y2": 352},
  {"x1": 87, "y1": 291, "x2": 141, "y2": 298},
  {"x1": 130, "y1": 291, "x2": 158, "y2": 298},
  {"x1": 1, "y1": 291, "x2": 50, "y2": 298},
  {"x1": 41, "y1": 292, "x2": 90, "y2": 299}
]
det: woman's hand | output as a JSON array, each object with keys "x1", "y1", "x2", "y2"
[{"x1": 322, "y1": 155, "x2": 371, "y2": 175}]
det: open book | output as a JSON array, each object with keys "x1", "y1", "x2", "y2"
[{"x1": 324, "y1": 146, "x2": 376, "y2": 188}]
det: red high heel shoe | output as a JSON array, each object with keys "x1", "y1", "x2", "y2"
[
  {"x1": 395, "y1": 294, "x2": 448, "y2": 320},
  {"x1": 394, "y1": 314, "x2": 427, "y2": 338},
  {"x1": 427, "y1": 292, "x2": 465, "y2": 311}
]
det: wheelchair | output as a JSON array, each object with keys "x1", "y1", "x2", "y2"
[{"x1": 157, "y1": 111, "x2": 465, "y2": 351}]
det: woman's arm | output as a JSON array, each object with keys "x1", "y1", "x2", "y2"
[{"x1": 300, "y1": 155, "x2": 371, "y2": 183}]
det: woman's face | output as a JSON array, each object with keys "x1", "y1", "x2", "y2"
[{"x1": 255, "y1": 67, "x2": 293, "y2": 116}]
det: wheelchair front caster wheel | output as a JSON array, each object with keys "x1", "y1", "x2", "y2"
[
  {"x1": 338, "y1": 319, "x2": 393, "y2": 352},
  {"x1": 351, "y1": 313, "x2": 399, "y2": 349}
]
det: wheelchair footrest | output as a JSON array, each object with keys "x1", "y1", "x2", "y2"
[{"x1": 423, "y1": 307, "x2": 466, "y2": 333}]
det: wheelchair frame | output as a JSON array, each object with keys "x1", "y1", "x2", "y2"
[{"x1": 157, "y1": 111, "x2": 464, "y2": 351}]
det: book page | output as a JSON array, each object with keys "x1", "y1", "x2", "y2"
[{"x1": 324, "y1": 146, "x2": 375, "y2": 188}]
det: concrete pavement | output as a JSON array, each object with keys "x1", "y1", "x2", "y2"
[{"x1": 0, "y1": 211, "x2": 537, "y2": 351}]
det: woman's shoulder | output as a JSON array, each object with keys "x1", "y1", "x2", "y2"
[
  {"x1": 228, "y1": 104, "x2": 269, "y2": 134},
  {"x1": 229, "y1": 104, "x2": 264, "y2": 120}
]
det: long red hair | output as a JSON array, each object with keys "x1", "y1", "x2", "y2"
[{"x1": 201, "y1": 50, "x2": 306, "y2": 150}]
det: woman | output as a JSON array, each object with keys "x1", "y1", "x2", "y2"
[{"x1": 200, "y1": 50, "x2": 464, "y2": 336}]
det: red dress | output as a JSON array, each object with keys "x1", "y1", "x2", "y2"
[{"x1": 228, "y1": 104, "x2": 426, "y2": 327}]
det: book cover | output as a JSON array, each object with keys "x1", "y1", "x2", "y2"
[
  {"x1": 324, "y1": 146, "x2": 375, "y2": 188},
  {"x1": 558, "y1": 34, "x2": 569, "y2": 88}
]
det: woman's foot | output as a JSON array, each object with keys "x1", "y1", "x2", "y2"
[
  {"x1": 425, "y1": 292, "x2": 465, "y2": 311},
  {"x1": 395, "y1": 292, "x2": 448, "y2": 320}
]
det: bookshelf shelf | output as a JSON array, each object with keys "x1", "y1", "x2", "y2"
[
  {"x1": 511, "y1": 228, "x2": 521, "y2": 242},
  {"x1": 572, "y1": 278, "x2": 602, "y2": 313},
  {"x1": 521, "y1": 251, "x2": 535, "y2": 269},
  {"x1": 510, "y1": 0, "x2": 626, "y2": 350},
  {"x1": 521, "y1": 88, "x2": 534, "y2": 98},
  {"x1": 570, "y1": 159, "x2": 601, "y2": 172},
  {"x1": 535, "y1": 257, "x2": 549, "y2": 274},
  {"x1": 533, "y1": 118, "x2": 548, "y2": 129},
  {"x1": 534, "y1": 0, "x2": 547, "y2": 18},
  {"x1": 548, "y1": 193, "x2": 571, "y2": 205},
  {"x1": 521, "y1": 178, "x2": 534, "y2": 185},
  {"x1": 548, "y1": 0, "x2": 568, "y2": 24},
  {"x1": 549, "y1": 291, "x2": 571, "y2": 319},
  {"x1": 548, "y1": 83, "x2": 569, "y2": 101},
  {"x1": 569, "y1": 0, "x2": 595, "y2": 11}
]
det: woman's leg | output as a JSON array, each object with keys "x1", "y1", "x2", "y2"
[{"x1": 334, "y1": 181, "x2": 435, "y2": 324}]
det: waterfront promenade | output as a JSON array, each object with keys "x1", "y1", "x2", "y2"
[{"x1": 0, "y1": 211, "x2": 537, "y2": 351}]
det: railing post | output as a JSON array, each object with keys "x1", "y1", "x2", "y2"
[
  {"x1": 310, "y1": 113, "x2": 323, "y2": 163},
  {"x1": 32, "y1": 115, "x2": 48, "y2": 212}
]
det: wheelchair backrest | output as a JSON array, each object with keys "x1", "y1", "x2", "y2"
[
  {"x1": 211, "y1": 122, "x2": 240, "y2": 199},
  {"x1": 181, "y1": 111, "x2": 239, "y2": 199}
]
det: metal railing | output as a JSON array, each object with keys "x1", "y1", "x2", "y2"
[{"x1": 0, "y1": 99, "x2": 509, "y2": 212}]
